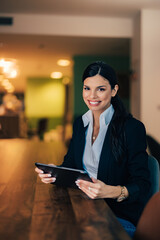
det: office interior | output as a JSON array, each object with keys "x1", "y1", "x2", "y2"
[{"x1": 0, "y1": 1, "x2": 160, "y2": 159}]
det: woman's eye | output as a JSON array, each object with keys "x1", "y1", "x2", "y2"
[
  {"x1": 98, "y1": 88, "x2": 105, "y2": 91},
  {"x1": 83, "y1": 87, "x2": 90, "y2": 90}
]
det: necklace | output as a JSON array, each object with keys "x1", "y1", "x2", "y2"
[{"x1": 92, "y1": 126, "x2": 99, "y2": 141}]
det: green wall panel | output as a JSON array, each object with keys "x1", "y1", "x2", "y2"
[
  {"x1": 25, "y1": 77, "x2": 65, "y2": 130},
  {"x1": 25, "y1": 77, "x2": 65, "y2": 118}
]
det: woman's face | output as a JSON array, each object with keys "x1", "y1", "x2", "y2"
[{"x1": 83, "y1": 75, "x2": 118, "y2": 114}]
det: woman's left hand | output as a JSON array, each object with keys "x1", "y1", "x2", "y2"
[{"x1": 75, "y1": 178, "x2": 115, "y2": 199}]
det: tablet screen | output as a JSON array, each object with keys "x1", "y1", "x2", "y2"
[{"x1": 35, "y1": 162, "x2": 92, "y2": 188}]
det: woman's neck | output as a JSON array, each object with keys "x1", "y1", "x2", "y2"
[
  {"x1": 92, "y1": 112, "x2": 100, "y2": 128},
  {"x1": 92, "y1": 105, "x2": 111, "y2": 127}
]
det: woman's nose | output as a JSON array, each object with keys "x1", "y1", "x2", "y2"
[{"x1": 90, "y1": 90, "x2": 97, "y2": 98}]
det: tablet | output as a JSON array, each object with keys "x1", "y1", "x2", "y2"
[{"x1": 35, "y1": 162, "x2": 92, "y2": 188}]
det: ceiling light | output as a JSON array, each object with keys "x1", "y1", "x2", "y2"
[
  {"x1": 57, "y1": 59, "x2": 70, "y2": 67},
  {"x1": 50, "y1": 72, "x2": 63, "y2": 79}
]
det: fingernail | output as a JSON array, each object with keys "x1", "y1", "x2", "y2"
[
  {"x1": 40, "y1": 170, "x2": 44, "y2": 173},
  {"x1": 52, "y1": 178, "x2": 56, "y2": 183},
  {"x1": 75, "y1": 181, "x2": 80, "y2": 188},
  {"x1": 48, "y1": 174, "x2": 51, "y2": 177}
]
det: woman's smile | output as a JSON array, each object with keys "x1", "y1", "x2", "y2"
[{"x1": 88, "y1": 100, "x2": 101, "y2": 106}]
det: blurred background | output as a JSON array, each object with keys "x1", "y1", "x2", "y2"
[{"x1": 0, "y1": 0, "x2": 160, "y2": 154}]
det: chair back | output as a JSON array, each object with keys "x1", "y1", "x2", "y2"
[
  {"x1": 133, "y1": 156, "x2": 160, "y2": 240},
  {"x1": 146, "y1": 135, "x2": 160, "y2": 163},
  {"x1": 147, "y1": 155, "x2": 159, "y2": 200}
]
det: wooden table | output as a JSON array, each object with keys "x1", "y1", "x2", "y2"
[{"x1": 0, "y1": 139, "x2": 131, "y2": 240}]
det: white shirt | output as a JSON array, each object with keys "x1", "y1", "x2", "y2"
[{"x1": 82, "y1": 105, "x2": 114, "y2": 179}]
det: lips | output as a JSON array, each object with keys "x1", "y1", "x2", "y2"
[{"x1": 88, "y1": 100, "x2": 101, "y2": 106}]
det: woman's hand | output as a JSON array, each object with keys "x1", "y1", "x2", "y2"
[
  {"x1": 75, "y1": 178, "x2": 121, "y2": 199},
  {"x1": 35, "y1": 164, "x2": 56, "y2": 184}
]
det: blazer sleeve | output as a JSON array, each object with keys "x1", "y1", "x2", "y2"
[{"x1": 124, "y1": 118, "x2": 150, "y2": 203}]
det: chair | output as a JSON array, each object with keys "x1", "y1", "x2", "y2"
[
  {"x1": 37, "y1": 118, "x2": 48, "y2": 140},
  {"x1": 133, "y1": 156, "x2": 160, "y2": 240},
  {"x1": 133, "y1": 192, "x2": 160, "y2": 240},
  {"x1": 147, "y1": 155, "x2": 160, "y2": 200},
  {"x1": 147, "y1": 135, "x2": 160, "y2": 164}
]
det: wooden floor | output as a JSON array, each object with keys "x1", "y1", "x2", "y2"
[{"x1": 0, "y1": 139, "x2": 131, "y2": 240}]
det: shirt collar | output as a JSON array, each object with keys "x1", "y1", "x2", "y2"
[{"x1": 82, "y1": 104, "x2": 114, "y2": 127}]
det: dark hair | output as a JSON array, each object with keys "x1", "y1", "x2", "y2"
[{"x1": 82, "y1": 61, "x2": 131, "y2": 163}]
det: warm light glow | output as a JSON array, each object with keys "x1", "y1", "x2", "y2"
[
  {"x1": 0, "y1": 75, "x2": 3, "y2": 82},
  {"x1": 0, "y1": 58, "x2": 18, "y2": 79},
  {"x1": 6, "y1": 101, "x2": 13, "y2": 109},
  {"x1": 7, "y1": 86, "x2": 15, "y2": 93},
  {"x1": 2, "y1": 79, "x2": 10, "y2": 87},
  {"x1": 57, "y1": 59, "x2": 70, "y2": 67},
  {"x1": 50, "y1": 72, "x2": 63, "y2": 79},
  {"x1": 4, "y1": 84, "x2": 13, "y2": 90},
  {"x1": 9, "y1": 70, "x2": 17, "y2": 78},
  {"x1": 0, "y1": 59, "x2": 5, "y2": 67},
  {"x1": 1, "y1": 78, "x2": 15, "y2": 92},
  {"x1": 3, "y1": 61, "x2": 13, "y2": 73}
]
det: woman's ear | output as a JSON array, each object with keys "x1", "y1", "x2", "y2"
[{"x1": 111, "y1": 84, "x2": 119, "y2": 97}]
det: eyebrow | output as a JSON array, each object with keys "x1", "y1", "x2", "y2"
[
  {"x1": 83, "y1": 85, "x2": 106, "y2": 88},
  {"x1": 97, "y1": 85, "x2": 106, "y2": 88}
]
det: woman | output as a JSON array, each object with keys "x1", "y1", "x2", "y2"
[{"x1": 35, "y1": 61, "x2": 150, "y2": 237}]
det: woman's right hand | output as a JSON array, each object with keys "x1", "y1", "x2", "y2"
[{"x1": 35, "y1": 164, "x2": 56, "y2": 184}]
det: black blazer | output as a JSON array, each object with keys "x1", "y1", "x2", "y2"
[{"x1": 61, "y1": 115, "x2": 150, "y2": 226}]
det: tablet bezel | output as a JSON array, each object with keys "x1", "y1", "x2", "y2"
[{"x1": 35, "y1": 162, "x2": 92, "y2": 188}]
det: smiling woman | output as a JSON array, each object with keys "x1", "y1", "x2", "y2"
[{"x1": 35, "y1": 61, "x2": 150, "y2": 238}]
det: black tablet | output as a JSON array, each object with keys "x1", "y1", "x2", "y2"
[{"x1": 35, "y1": 162, "x2": 92, "y2": 188}]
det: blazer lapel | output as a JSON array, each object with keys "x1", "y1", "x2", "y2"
[
  {"x1": 97, "y1": 125, "x2": 111, "y2": 183},
  {"x1": 75, "y1": 118, "x2": 88, "y2": 170}
]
